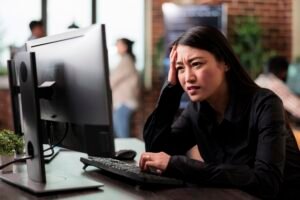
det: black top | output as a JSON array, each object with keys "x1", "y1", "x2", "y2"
[{"x1": 144, "y1": 83, "x2": 300, "y2": 199}]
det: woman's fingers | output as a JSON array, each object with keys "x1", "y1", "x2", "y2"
[
  {"x1": 144, "y1": 160, "x2": 157, "y2": 172},
  {"x1": 169, "y1": 45, "x2": 177, "y2": 60},
  {"x1": 139, "y1": 153, "x2": 152, "y2": 170},
  {"x1": 168, "y1": 46, "x2": 177, "y2": 85},
  {"x1": 139, "y1": 152, "x2": 170, "y2": 173}
]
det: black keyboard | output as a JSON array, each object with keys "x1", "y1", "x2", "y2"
[{"x1": 80, "y1": 157, "x2": 184, "y2": 186}]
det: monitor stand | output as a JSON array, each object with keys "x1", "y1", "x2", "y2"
[
  {"x1": 0, "y1": 52, "x2": 103, "y2": 194},
  {"x1": 0, "y1": 172, "x2": 103, "y2": 194}
]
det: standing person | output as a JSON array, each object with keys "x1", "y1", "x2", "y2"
[
  {"x1": 28, "y1": 20, "x2": 45, "y2": 40},
  {"x1": 110, "y1": 38, "x2": 140, "y2": 138},
  {"x1": 14, "y1": 20, "x2": 46, "y2": 55},
  {"x1": 139, "y1": 26, "x2": 300, "y2": 199},
  {"x1": 255, "y1": 56, "x2": 300, "y2": 120}
]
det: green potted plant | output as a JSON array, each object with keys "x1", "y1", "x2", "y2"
[
  {"x1": 0, "y1": 67, "x2": 8, "y2": 76},
  {"x1": 231, "y1": 16, "x2": 276, "y2": 78},
  {"x1": 0, "y1": 129, "x2": 24, "y2": 173}
]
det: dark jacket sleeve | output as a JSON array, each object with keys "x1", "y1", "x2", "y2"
[
  {"x1": 143, "y1": 83, "x2": 195, "y2": 155},
  {"x1": 164, "y1": 93, "x2": 286, "y2": 199}
]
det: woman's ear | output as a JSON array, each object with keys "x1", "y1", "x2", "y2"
[
  {"x1": 219, "y1": 60, "x2": 229, "y2": 72},
  {"x1": 224, "y1": 65, "x2": 230, "y2": 71},
  {"x1": 223, "y1": 61, "x2": 230, "y2": 71}
]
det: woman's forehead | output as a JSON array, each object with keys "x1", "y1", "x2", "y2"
[{"x1": 176, "y1": 45, "x2": 212, "y2": 59}]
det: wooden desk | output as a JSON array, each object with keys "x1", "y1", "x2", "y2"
[{"x1": 0, "y1": 138, "x2": 258, "y2": 200}]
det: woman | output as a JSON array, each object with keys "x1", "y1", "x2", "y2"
[
  {"x1": 110, "y1": 38, "x2": 140, "y2": 138},
  {"x1": 139, "y1": 26, "x2": 300, "y2": 199}
]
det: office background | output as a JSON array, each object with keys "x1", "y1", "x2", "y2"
[{"x1": 0, "y1": 0, "x2": 299, "y2": 139}]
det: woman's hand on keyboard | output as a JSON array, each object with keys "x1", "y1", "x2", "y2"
[{"x1": 139, "y1": 152, "x2": 170, "y2": 175}]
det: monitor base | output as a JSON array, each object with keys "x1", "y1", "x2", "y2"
[{"x1": 0, "y1": 172, "x2": 103, "y2": 194}]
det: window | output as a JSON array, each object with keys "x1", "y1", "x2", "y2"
[
  {"x1": 47, "y1": 0, "x2": 92, "y2": 35},
  {"x1": 0, "y1": 0, "x2": 41, "y2": 67},
  {"x1": 0, "y1": 0, "x2": 146, "y2": 71},
  {"x1": 97, "y1": 0, "x2": 145, "y2": 70}
]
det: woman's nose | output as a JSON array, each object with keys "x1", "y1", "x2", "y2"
[{"x1": 185, "y1": 68, "x2": 196, "y2": 82}]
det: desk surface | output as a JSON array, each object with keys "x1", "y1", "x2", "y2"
[{"x1": 0, "y1": 138, "x2": 258, "y2": 200}]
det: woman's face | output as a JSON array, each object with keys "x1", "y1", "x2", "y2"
[
  {"x1": 116, "y1": 40, "x2": 127, "y2": 55},
  {"x1": 175, "y1": 45, "x2": 227, "y2": 102}
]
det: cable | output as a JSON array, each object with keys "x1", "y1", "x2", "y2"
[
  {"x1": 43, "y1": 120, "x2": 53, "y2": 152},
  {"x1": 43, "y1": 146, "x2": 55, "y2": 158},
  {"x1": 43, "y1": 123, "x2": 69, "y2": 153},
  {"x1": 0, "y1": 155, "x2": 33, "y2": 170},
  {"x1": 42, "y1": 121, "x2": 55, "y2": 158}
]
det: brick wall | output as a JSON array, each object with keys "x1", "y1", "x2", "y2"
[
  {"x1": 0, "y1": 89, "x2": 13, "y2": 130},
  {"x1": 226, "y1": 0, "x2": 292, "y2": 59},
  {"x1": 131, "y1": 0, "x2": 292, "y2": 138}
]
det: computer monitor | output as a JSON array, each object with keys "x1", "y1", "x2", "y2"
[
  {"x1": 26, "y1": 24, "x2": 115, "y2": 157},
  {"x1": 0, "y1": 24, "x2": 115, "y2": 194}
]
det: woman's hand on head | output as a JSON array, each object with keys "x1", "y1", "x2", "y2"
[
  {"x1": 139, "y1": 152, "x2": 171, "y2": 175},
  {"x1": 168, "y1": 45, "x2": 178, "y2": 86}
]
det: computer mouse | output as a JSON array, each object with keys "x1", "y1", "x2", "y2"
[{"x1": 114, "y1": 149, "x2": 137, "y2": 160}]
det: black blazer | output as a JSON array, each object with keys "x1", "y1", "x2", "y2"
[{"x1": 144, "y1": 83, "x2": 300, "y2": 199}]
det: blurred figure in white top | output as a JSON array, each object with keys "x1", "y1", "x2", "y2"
[
  {"x1": 110, "y1": 38, "x2": 140, "y2": 138},
  {"x1": 255, "y1": 56, "x2": 300, "y2": 121}
]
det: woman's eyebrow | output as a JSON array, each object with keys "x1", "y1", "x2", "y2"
[
  {"x1": 176, "y1": 56, "x2": 205, "y2": 65},
  {"x1": 176, "y1": 61, "x2": 183, "y2": 65},
  {"x1": 188, "y1": 57, "x2": 204, "y2": 62}
]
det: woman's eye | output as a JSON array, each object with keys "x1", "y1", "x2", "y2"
[
  {"x1": 176, "y1": 66, "x2": 184, "y2": 73},
  {"x1": 192, "y1": 62, "x2": 203, "y2": 68}
]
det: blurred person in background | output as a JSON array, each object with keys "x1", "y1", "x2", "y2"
[
  {"x1": 255, "y1": 56, "x2": 300, "y2": 123},
  {"x1": 13, "y1": 20, "x2": 46, "y2": 55},
  {"x1": 110, "y1": 38, "x2": 140, "y2": 138},
  {"x1": 28, "y1": 20, "x2": 45, "y2": 41}
]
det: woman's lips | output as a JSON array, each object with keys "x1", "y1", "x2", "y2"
[{"x1": 187, "y1": 86, "x2": 201, "y2": 95}]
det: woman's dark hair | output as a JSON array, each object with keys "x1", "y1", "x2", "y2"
[
  {"x1": 173, "y1": 26, "x2": 258, "y2": 90},
  {"x1": 118, "y1": 38, "x2": 136, "y2": 63}
]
